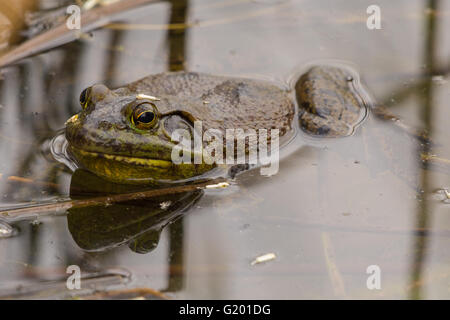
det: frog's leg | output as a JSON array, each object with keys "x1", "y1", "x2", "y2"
[{"x1": 295, "y1": 65, "x2": 368, "y2": 138}]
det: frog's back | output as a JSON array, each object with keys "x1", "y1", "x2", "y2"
[{"x1": 125, "y1": 72, "x2": 295, "y2": 137}]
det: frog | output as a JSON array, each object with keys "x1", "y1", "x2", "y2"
[{"x1": 64, "y1": 65, "x2": 368, "y2": 185}]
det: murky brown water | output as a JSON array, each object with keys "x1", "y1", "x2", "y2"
[{"x1": 0, "y1": 0, "x2": 449, "y2": 299}]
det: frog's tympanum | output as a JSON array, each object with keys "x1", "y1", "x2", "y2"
[{"x1": 65, "y1": 65, "x2": 367, "y2": 185}]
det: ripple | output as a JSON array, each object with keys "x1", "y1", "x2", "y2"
[{"x1": 49, "y1": 131, "x2": 78, "y2": 172}]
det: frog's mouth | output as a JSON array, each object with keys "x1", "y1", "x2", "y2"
[
  {"x1": 71, "y1": 148, "x2": 174, "y2": 169},
  {"x1": 66, "y1": 144, "x2": 215, "y2": 185}
]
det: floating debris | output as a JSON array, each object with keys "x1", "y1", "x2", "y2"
[
  {"x1": 431, "y1": 75, "x2": 447, "y2": 85},
  {"x1": 159, "y1": 201, "x2": 172, "y2": 210},
  {"x1": 251, "y1": 253, "x2": 276, "y2": 266},
  {"x1": 342, "y1": 212, "x2": 351, "y2": 216},
  {"x1": 30, "y1": 219, "x2": 42, "y2": 227},
  {"x1": 0, "y1": 220, "x2": 16, "y2": 238},
  {"x1": 434, "y1": 188, "x2": 450, "y2": 203},
  {"x1": 205, "y1": 182, "x2": 230, "y2": 189}
]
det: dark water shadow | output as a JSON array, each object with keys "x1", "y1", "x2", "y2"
[{"x1": 408, "y1": 0, "x2": 439, "y2": 300}]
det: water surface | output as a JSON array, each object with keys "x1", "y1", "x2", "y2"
[{"x1": 0, "y1": 0, "x2": 449, "y2": 299}]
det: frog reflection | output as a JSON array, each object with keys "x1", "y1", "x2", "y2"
[{"x1": 67, "y1": 169, "x2": 202, "y2": 253}]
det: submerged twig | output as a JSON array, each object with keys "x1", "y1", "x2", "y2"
[
  {"x1": 0, "y1": 177, "x2": 228, "y2": 220},
  {"x1": 0, "y1": 173, "x2": 60, "y2": 189},
  {"x1": 0, "y1": 268, "x2": 131, "y2": 299},
  {"x1": 79, "y1": 287, "x2": 169, "y2": 300},
  {"x1": 0, "y1": 0, "x2": 160, "y2": 68}
]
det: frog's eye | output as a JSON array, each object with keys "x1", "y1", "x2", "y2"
[
  {"x1": 79, "y1": 87, "x2": 91, "y2": 109},
  {"x1": 131, "y1": 103, "x2": 158, "y2": 130}
]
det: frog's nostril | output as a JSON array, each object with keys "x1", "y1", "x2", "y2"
[{"x1": 90, "y1": 84, "x2": 111, "y2": 103}]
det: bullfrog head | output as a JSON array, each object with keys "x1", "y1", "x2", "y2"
[
  {"x1": 65, "y1": 72, "x2": 295, "y2": 185},
  {"x1": 65, "y1": 83, "x2": 215, "y2": 185}
]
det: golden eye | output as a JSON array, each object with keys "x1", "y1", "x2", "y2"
[
  {"x1": 131, "y1": 103, "x2": 158, "y2": 130},
  {"x1": 79, "y1": 87, "x2": 91, "y2": 109}
]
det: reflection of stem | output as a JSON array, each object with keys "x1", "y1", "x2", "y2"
[
  {"x1": 409, "y1": 0, "x2": 439, "y2": 300},
  {"x1": 163, "y1": 217, "x2": 185, "y2": 292},
  {"x1": 167, "y1": 0, "x2": 188, "y2": 71},
  {"x1": 104, "y1": 29, "x2": 124, "y2": 84},
  {"x1": 0, "y1": 174, "x2": 60, "y2": 190},
  {"x1": 0, "y1": 177, "x2": 226, "y2": 221},
  {"x1": 164, "y1": 0, "x2": 189, "y2": 293}
]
